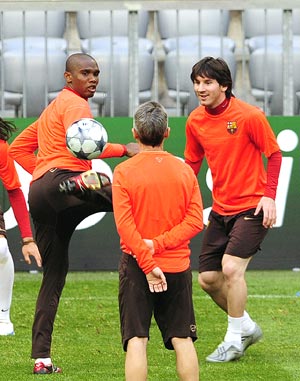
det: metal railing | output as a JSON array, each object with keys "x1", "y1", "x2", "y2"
[{"x1": 0, "y1": 1, "x2": 299, "y2": 117}]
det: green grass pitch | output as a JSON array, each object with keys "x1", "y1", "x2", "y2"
[{"x1": 1, "y1": 270, "x2": 300, "y2": 381}]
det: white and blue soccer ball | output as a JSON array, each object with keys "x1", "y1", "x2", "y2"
[{"x1": 66, "y1": 118, "x2": 108, "y2": 160}]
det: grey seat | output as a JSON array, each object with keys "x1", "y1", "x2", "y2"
[
  {"x1": 162, "y1": 35, "x2": 235, "y2": 54},
  {"x1": 157, "y1": 10, "x2": 236, "y2": 114},
  {"x1": 76, "y1": 10, "x2": 149, "y2": 39},
  {"x1": 246, "y1": 34, "x2": 300, "y2": 54},
  {"x1": 244, "y1": 9, "x2": 300, "y2": 56},
  {"x1": 0, "y1": 11, "x2": 67, "y2": 116},
  {"x1": 3, "y1": 47, "x2": 66, "y2": 117},
  {"x1": 0, "y1": 10, "x2": 66, "y2": 38},
  {"x1": 244, "y1": 9, "x2": 300, "y2": 114},
  {"x1": 158, "y1": 9, "x2": 232, "y2": 38},
  {"x1": 158, "y1": 9, "x2": 235, "y2": 52},
  {"x1": 85, "y1": 38, "x2": 154, "y2": 116},
  {"x1": 77, "y1": 10, "x2": 154, "y2": 116},
  {"x1": 248, "y1": 47, "x2": 300, "y2": 115},
  {"x1": 0, "y1": 37, "x2": 67, "y2": 53},
  {"x1": 80, "y1": 35, "x2": 153, "y2": 55},
  {"x1": 244, "y1": 9, "x2": 300, "y2": 52}
]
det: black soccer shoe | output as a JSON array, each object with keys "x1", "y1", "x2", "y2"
[{"x1": 59, "y1": 170, "x2": 111, "y2": 195}]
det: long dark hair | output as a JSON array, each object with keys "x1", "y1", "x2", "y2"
[
  {"x1": 0, "y1": 118, "x2": 17, "y2": 141},
  {"x1": 190, "y1": 56, "x2": 234, "y2": 99}
]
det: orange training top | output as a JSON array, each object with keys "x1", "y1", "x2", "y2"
[
  {"x1": 9, "y1": 88, "x2": 127, "y2": 179},
  {"x1": 185, "y1": 97, "x2": 281, "y2": 215},
  {"x1": 0, "y1": 140, "x2": 33, "y2": 237},
  {"x1": 112, "y1": 151, "x2": 204, "y2": 274},
  {"x1": 0, "y1": 140, "x2": 21, "y2": 189}
]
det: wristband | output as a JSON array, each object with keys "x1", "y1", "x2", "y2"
[
  {"x1": 122, "y1": 144, "x2": 128, "y2": 156},
  {"x1": 22, "y1": 238, "x2": 35, "y2": 246}
]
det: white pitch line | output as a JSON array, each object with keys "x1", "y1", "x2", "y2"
[
  {"x1": 60, "y1": 294, "x2": 300, "y2": 301},
  {"x1": 249, "y1": 294, "x2": 300, "y2": 299},
  {"x1": 14, "y1": 294, "x2": 300, "y2": 302},
  {"x1": 193, "y1": 294, "x2": 300, "y2": 300}
]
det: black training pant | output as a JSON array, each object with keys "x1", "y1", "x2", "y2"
[{"x1": 28, "y1": 168, "x2": 112, "y2": 358}]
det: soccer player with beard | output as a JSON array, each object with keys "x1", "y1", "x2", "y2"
[{"x1": 9, "y1": 53, "x2": 139, "y2": 374}]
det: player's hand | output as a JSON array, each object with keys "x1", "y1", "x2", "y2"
[
  {"x1": 254, "y1": 196, "x2": 277, "y2": 228},
  {"x1": 146, "y1": 267, "x2": 167, "y2": 293},
  {"x1": 125, "y1": 142, "x2": 140, "y2": 157},
  {"x1": 22, "y1": 241, "x2": 42, "y2": 267},
  {"x1": 143, "y1": 239, "x2": 154, "y2": 255}
]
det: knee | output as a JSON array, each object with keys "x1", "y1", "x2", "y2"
[
  {"x1": 126, "y1": 336, "x2": 148, "y2": 353},
  {"x1": 198, "y1": 271, "x2": 220, "y2": 293},
  {"x1": 222, "y1": 261, "x2": 236, "y2": 279},
  {"x1": 171, "y1": 337, "x2": 197, "y2": 356},
  {"x1": 222, "y1": 259, "x2": 245, "y2": 284}
]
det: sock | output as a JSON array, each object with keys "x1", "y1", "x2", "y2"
[
  {"x1": 0, "y1": 238, "x2": 14, "y2": 324},
  {"x1": 224, "y1": 315, "x2": 242, "y2": 345},
  {"x1": 35, "y1": 358, "x2": 52, "y2": 366},
  {"x1": 241, "y1": 311, "x2": 256, "y2": 335}
]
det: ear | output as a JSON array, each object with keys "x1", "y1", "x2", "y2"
[
  {"x1": 220, "y1": 85, "x2": 228, "y2": 93},
  {"x1": 164, "y1": 127, "x2": 170, "y2": 138},
  {"x1": 64, "y1": 71, "x2": 72, "y2": 84},
  {"x1": 132, "y1": 128, "x2": 139, "y2": 140}
]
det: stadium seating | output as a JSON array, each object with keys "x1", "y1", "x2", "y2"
[
  {"x1": 157, "y1": 9, "x2": 236, "y2": 114},
  {"x1": 1, "y1": 8, "x2": 300, "y2": 117},
  {"x1": 158, "y1": 9, "x2": 232, "y2": 39},
  {"x1": 248, "y1": 48, "x2": 300, "y2": 115},
  {"x1": 244, "y1": 9, "x2": 300, "y2": 52},
  {"x1": 76, "y1": 10, "x2": 154, "y2": 116},
  {"x1": 0, "y1": 11, "x2": 67, "y2": 117},
  {"x1": 3, "y1": 48, "x2": 66, "y2": 117},
  {"x1": 76, "y1": 10, "x2": 149, "y2": 40},
  {"x1": 244, "y1": 9, "x2": 300, "y2": 114},
  {"x1": 0, "y1": 10, "x2": 66, "y2": 38}
]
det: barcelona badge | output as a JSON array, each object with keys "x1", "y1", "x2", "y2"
[{"x1": 227, "y1": 121, "x2": 238, "y2": 134}]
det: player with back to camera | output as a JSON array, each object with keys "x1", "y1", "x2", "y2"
[
  {"x1": 112, "y1": 101, "x2": 204, "y2": 381},
  {"x1": 9, "y1": 52, "x2": 139, "y2": 375},
  {"x1": 0, "y1": 117, "x2": 41, "y2": 336},
  {"x1": 184, "y1": 56, "x2": 282, "y2": 363}
]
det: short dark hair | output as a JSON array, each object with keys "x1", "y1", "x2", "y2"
[
  {"x1": 65, "y1": 53, "x2": 97, "y2": 72},
  {"x1": 0, "y1": 118, "x2": 17, "y2": 141},
  {"x1": 134, "y1": 101, "x2": 168, "y2": 147},
  {"x1": 190, "y1": 56, "x2": 234, "y2": 98}
]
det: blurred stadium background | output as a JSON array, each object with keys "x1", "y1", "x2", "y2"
[
  {"x1": 1, "y1": 1, "x2": 300, "y2": 117},
  {"x1": 0, "y1": 1, "x2": 299, "y2": 271}
]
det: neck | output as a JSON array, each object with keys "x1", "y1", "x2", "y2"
[
  {"x1": 206, "y1": 97, "x2": 230, "y2": 115},
  {"x1": 139, "y1": 143, "x2": 164, "y2": 152},
  {"x1": 64, "y1": 86, "x2": 87, "y2": 100}
]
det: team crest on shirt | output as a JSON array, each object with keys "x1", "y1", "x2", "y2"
[{"x1": 227, "y1": 121, "x2": 238, "y2": 134}]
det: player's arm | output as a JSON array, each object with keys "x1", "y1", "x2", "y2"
[
  {"x1": 100, "y1": 142, "x2": 139, "y2": 159},
  {"x1": 254, "y1": 150, "x2": 282, "y2": 228},
  {"x1": 264, "y1": 150, "x2": 282, "y2": 200},
  {"x1": 185, "y1": 157, "x2": 203, "y2": 176},
  {"x1": 7, "y1": 188, "x2": 42, "y2": 267},
  {"x1": 152, "y1": 175, "x2": 204, "y2": 253},
  {"x1": 146, "y1": 268, "x2": 167, "y2": 293},
  {"x1": 63, "y1": 99, "x2": 140, "y2": 160},
  {"x1": 1, "y1": 147, "x2": 41, "y2": 267},
  {"x1": 112, "y1": 168, "x2": 157, "y2": 275},
  {"x1": 8, "y1": 122, "x2": 38, "y2": 174},
  {"x1": 184, "y1": 120, "x2": 205, "y2": 176}
]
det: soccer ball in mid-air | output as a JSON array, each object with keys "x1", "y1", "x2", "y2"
[{"x1": 66, "y1": 118, "x2": 108, "y2": 160}]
